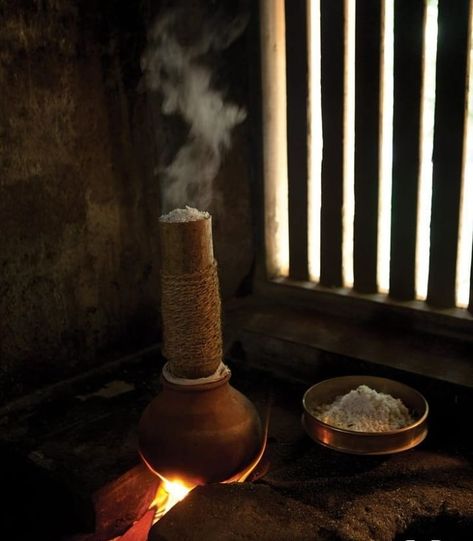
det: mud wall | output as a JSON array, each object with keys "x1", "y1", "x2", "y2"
[{"x1": 0, "y1": 0, "x2": 254, "y2": 401}]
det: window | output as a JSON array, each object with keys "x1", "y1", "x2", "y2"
[{"x1": 259, "y1": 0, "x2": 473, "y2": 336}]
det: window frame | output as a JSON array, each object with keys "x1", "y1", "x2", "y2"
[{"x1": 251, "y1": 0, "x2": 473, "y2": 349}]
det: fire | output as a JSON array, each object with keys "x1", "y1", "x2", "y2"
[
  {"x1": 162, "y1": 478, "x2": 191, "y2": 502},
  {"x1": 150, "y1": 444, "x2": 266, "y2": 524},
  {"x1": 149, "y1": 456, "x2": 264, "y2": 524},
  {"x1": 150, "y1": 400, "x2": 270, "y2": 524},
  {"x1": 150, "y1": 475, "x2": 194, "y2": 523}
]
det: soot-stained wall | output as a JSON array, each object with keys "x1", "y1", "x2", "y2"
[{"x1": 0, "y1": 0, "x2": 254, "y2": 402}]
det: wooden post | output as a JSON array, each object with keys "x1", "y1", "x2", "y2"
[
  {"x1": 286, "y1": 0, "x2": 309, "y2": 281},
  {"x1": 353, "y1": 0, "x2": 381, "y2": 294},
  {"x1": 319, "y1": 0, "x2": 344, "y2": 287},
  {"x1": 389, "y1": 0, "x2": 424, "y2": 301},
  {"x1": 427, "y1": 0, "x2": 470, "y2": 308}
]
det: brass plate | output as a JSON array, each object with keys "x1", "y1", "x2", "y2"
[{"x1": 302, "y1": 376, "x2": 429, "y2": 455}]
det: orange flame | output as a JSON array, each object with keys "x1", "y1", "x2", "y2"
[
  {"x1": 150, "y1": 396, "x2": 271, "y2": 524},
  {"x1": 150, "y1": 474, "x2": 194, "y2": 523},
  {"x1": 150, "y1": 441, "x2": 267, "y2": 524}
]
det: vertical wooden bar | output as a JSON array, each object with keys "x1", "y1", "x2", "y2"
[
  {"x1": 319, "y1": 0, "x2": 344, "y2": 287},
  {"x1": 465, "y1": 1, "x2": 473, "y2": 314},
  {"x1": 260, "y1": 0, "x2": 289, "y2": 278},
  {"x1": 427, "y1": 0, "x2": 470, "y2": 308},
  {"x1": 353, "y1": 0, "x2": 381, "y2": 294},
  {"x1": 389, "y1": 0, "x2": 425, "y2": 300},
  {"x1": 469, "y1": 238, "x2": 473, "y2": 312},
  {"x1": 285, "y1": 0, "x2": 309, "y2": 281},
  {"x1": 248, "y1": 0, "x2": 266, "y2": 281}
]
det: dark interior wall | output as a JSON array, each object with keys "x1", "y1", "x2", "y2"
[{"x1": 0, "y1": 0, "x2": 255, "y2": 402}]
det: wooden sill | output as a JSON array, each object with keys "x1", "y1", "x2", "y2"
[
  {"x1": 224, "y1": 294, "x2": 473, "y2": 390},
  {"x1": 256, "y1": 277, "x2": 473, "y2": 341}
]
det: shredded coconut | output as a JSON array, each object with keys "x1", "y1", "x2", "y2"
[
  {"x1": 160, "y1": 206, "x2": 210, "y2": 223},
  {"x1": 312, "y1": 385, "x2": 414, "y2": 432}
]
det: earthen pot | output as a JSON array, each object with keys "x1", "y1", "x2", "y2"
[{"x1": 139, "y1": 371, "x2": 263, "y2": 485}]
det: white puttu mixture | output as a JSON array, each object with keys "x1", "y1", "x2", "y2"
[
  {"x1": 160, "y1": 206, "x2": 209, "y2": 223},
  {"x1": 312, "y1": 384, "x2": 413, "y2": 432}
]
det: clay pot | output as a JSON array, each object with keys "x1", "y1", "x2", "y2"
[{"x1": 138, "y1": 371, "x2": 263, "y2": 485}]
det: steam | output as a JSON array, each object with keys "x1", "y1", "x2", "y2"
[{"x1": 142, "y1": 8, "x2": 248, "y2": 211}]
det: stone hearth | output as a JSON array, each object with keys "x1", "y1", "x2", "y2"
[{"x1": 1, "y1": 350, "x2": 472, "y2": 541}]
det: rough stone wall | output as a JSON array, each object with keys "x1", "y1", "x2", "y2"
[{"x1": 0, "y1": 0, "x2": 255, "y2": 402}]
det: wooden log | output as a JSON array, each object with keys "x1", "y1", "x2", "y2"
[
  {"x1": 120, "y1": 508, "x2": 156, "y2": 541},
  {"x1": 67, "y1": 464, "x2": 159, "y2": 541}
]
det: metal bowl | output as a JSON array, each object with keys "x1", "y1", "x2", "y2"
[{"x1": 302, "y1": 375, "x2": 429, "y2": 455}]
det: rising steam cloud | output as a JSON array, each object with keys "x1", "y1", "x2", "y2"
[{"x1": 142, "y1": 8, "x2": 248, "y2": 211}]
